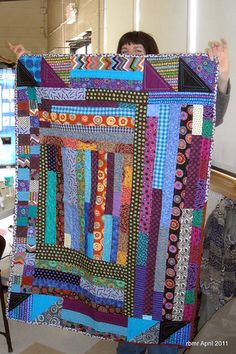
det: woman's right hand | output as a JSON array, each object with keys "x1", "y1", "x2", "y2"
[{"x1": 8, "y1": 42, "x2": 31, "y2": 60}]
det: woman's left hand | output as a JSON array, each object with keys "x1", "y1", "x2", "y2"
[{"x1": 206, "y1": 39, "x2": 230, "y2": 94}]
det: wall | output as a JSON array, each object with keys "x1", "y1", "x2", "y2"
[
  {"x1": 194, "y1": 0, "x2": 236, "y2": 174},
  {"x1": 0, "y1": 0, "x2": 47, "y2": 60},
  {"x1": 104, "y1": 0, "x2": 134, "y2": 53},
  {"x1": 47, "y1": 0, "x2": 102, "y2": 53},
  {"x1": 139, "y1": 0, "x2": 188, "y2": 53}
]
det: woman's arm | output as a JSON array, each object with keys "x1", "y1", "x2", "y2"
[
  {"x1": 8, "y1": 42, "x2": 31, "y2": 60},
  {"x1": 207, "y1": 38, "x2": 230, "y2": 94},
  {"x1": 207, "y1": 39, "x2": 230, "y2": 126}
]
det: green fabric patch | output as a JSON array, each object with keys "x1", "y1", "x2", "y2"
[
  {"x1": 185, "y1": 289, "x2": 195, "y2": 304},
  {"x1": 193, "y1": 210, "x2": 204, "y2": 227},
  {"x1": 202, "y1": 119, "x2": 213, "y2": 138}
]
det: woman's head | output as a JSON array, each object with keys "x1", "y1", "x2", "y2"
[{"x1": 117, "y1": 31, "x2": 159, "y2": 55}]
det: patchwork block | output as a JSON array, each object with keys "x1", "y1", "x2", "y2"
[{"x1": 8, "y1": 53, "x2": 218, "y2": 346}]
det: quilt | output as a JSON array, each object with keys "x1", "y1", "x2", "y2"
[{"x1": 7, "y1": 53, "x2": 218, "y2": 346}]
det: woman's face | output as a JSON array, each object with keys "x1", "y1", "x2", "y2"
[{"x1": 120, "y1": 42, "x2": 146, "y2": 55}]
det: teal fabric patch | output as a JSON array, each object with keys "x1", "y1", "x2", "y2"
[
  {"x1": 192, "y1": 209, "x2": 204, "y2": 227},
  {"x1": 45, "y1": 171, "x2": 57, "y2": 244},
  {"x1": 103, "y1": 215, "x2": 113, "y2": 262},
  {"x1": 87, "y1": 233, "x2": 94, "y2": 259},
  {"x1": 17, "y1": 217, "x2": 28, "y2": 226},
  {"x1": 27, "y1": 87, "x2": 37, "y2": 100},
  {"x1": 137, "y1": 232, "x2": 149, "y2": 266},
  {"x1": 28, "y1": 205, "x2": 37, "y2": 218}
]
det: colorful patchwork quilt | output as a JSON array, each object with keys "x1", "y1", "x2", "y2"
[{"x1": 8, "y1": 53, "x2": 218, "y2": 346}]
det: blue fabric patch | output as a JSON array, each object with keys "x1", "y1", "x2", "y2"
[
  {"x1": 152, "y1": 104, "x2": 170, "y2": 189},
  {"x1": 18, "y1": 168, "x2": 30, "y2": 180},
  {"x1": 127, "y1": 317, "x2": 158, "y2": 341},
  {"x1": 70, "y1": 69, "x2": 143, "y2": 81}
]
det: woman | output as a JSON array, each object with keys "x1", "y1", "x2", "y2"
[{"x1": 117, "y1": 31, "x2": 230, "y2": 127}]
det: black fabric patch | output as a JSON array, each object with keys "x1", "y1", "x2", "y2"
[
  {"x1": 159, "y1": 320, "x2": 189, "y2": 343},
  {"x1": 178, "y1": 58, "x2": 212, "y2": 92},
  {"x1": 17, "y1": 60, "x2": 39, "y2": 87},
  {"x1": 9, "y1": 292, "x2": 31, "y2": 311}
]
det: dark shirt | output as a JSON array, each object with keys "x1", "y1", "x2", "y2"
[{"x1": 215, "y1": 80, "x2": 231, "y2": 127}]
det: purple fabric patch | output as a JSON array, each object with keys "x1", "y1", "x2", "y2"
[
  {"x1": 203, "y1": 105, "x2": 214, "y2": 120},
  {"x1": 143, "y1": 189, "x2": 162, "y2": 314},
  {"x1": 110, "y1": 216, "x2": 120, "y2": 263},
  {"x1": 139, "y1": 118, "x2": 158, "y2": 234},
  {"x1": 71, "y1": 77, "x2": 142, "y2": 91},
  {"x1": 18, "y1": 89, "x2": 28, "y2": 101},
  {"x1": 186, "y1": 264, "x2": 198, "y2": 290},
  {"x1": 113, "y1": 192, "x2": 121, "y2": 217},
  {"x1": 194, "y1": 179, "x2": 207, "y2": 209},
  {"x1": 18, "y1": 180, "x2": 30, "y2": 191},
  {"x1": 144, "y1": 60, "x2": 174, "y2": 92},
  {"x1": 41, "y1": 57, "x2": 67, "y2": 88},
  {"x1": 30, "y1": 116, "x2": 39, "y2": 128},
  {"x1": 88, "y1": 151, "x2": 98, "y2": 233},
  {"x1": 191, "y1": 227, "x2": 202, "y2": 247},
  {"x1": 23, "y1": 265, "x2": 35, "y2": 277},
  {"x1": 134, "y1": 265, "x2": 147, "y2": 318},
  {"x1": 17, "y1": 205, "x2": 29, "y2": 217},
  {"x1": 184, "y1": 135, "x2": 202, "y2": 208},
  {"x1": 200, "y1": 137, "x2": 211, "y2": 160},
  {"x1": 105, "y1": 153, "x2": 115, "y2": 214},
  {"x1": 152, "y1": 292, "x2": 164, "y2": 320},
  {"x1": 63, "y1": 298, "x2": 128, "y2": 327}
]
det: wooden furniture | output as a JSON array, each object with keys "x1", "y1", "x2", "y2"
[
  {"x1": 0, "y1": 235, "x2": 13, "y2": 353},
  {"x1": 210, "y1": 167, "x2": 236, "y2": 201}
]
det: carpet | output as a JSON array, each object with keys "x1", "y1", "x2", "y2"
[
  {"x1": 7, "y1": 53, "x2": 218, "y2": 347},
  {"x1": 19, "y1": 343, "x2": 65, "y2": 354}
]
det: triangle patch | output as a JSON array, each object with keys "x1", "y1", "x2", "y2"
[
  {"x1": 33, "y1": 298, "x2": 63, "y2": 325},
  {"x1": 178, "y1": 58, "x2": 212, "y2": 92},
  {"x1": 133, "y1": 322, "x2": 160, "y2": 344},
  {"x1": 30, "y1": 294, "x2": 62, "y2": 321},
  {"x1": 19, "y1": 56, "x2": 42, "y2": 85},
  {"x1": 9, "y1": 292, "x2": 31, "y2": 311},
  {"x1": 41, "y1": 58, "x2": 67, "y2": 88},
  {"x1": 159, "y1": 320, "x2": 188, "y2": 343},
  {"x1": 127, "y1": 317, "x2": 158, "y2": 341},
  {"x1": 144, "y1": 60, "x2": 174, "y2": 91},
  {"x1": 17, "y1": 60, "x2": 39, "y2": 87}
]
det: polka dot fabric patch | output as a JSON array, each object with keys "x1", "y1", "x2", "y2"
[{"x1": 9, "y1": 53, "x2": 218, "y2": 347}]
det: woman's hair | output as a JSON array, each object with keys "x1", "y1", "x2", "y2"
[{"x1": 117, "y1": 31, "x2": 159, "y2": 54}]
